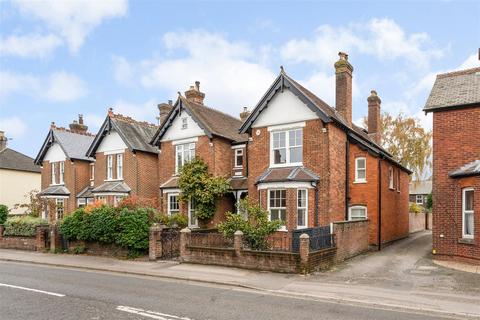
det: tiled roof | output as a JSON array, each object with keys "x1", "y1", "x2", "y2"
[
  {"x1": 0, "y1": 148, "x2": 41, "y2": 173},
  {"x1": 228, "y1": 177, "x2": 248, "y2": 190},
  {"x1": 39, "y1": 185, "x2": 70, "y2": 196},
  {"x1": 256, "y1": 166, "x2": 319, "y2": 184},
  {"x1": 110, "y1": 114, "x2": 158, "y2": 153},
  {"x1": 424, "y1": 67, "x2": 480, "y2": 112},
  {"x1": 409, "y1": 180, "x2": 432, "y2": 195},
  {"x1": 92, "y1": 181, "x2": 131, "y2": 193},
  {"x1": 160, "y1": 176, "x2": 179, "y2": 189},
  {"x1": 77, "y1": 186, "x2": 94, "y2": 198},
  {"x1": 449, "y1": 160, "x2": 480, "y2": 178}
]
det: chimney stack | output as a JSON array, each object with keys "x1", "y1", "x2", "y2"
[
  {"x1": 69, "y1": 114, "x2": 88, "y2": 134},
  {"x1": 239, "y1": 107, "x2": 251, "y2": 122},
  {"x1": 334, "y1": 52, "x2": 353, "y2": 126},
  {"x1": 0, "y1": 131, "x2": 7, "y2": 151},
  {"x1": 185, "y1": 81, "x2": 205, "y2": 105},
  {"x1": 367, "y1": 90, "x2": 382, "y2": 145},
  {"x1": 157, "y1": 100, "x2": 174, "y2": 125}
]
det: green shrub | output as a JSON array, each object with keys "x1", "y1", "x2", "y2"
[
  {"x1": 409, "y1": 202, "x2": 422, "y2": 214},
  {"x1": 218, "y1": 197, "x2": 281, "y2": 250},
  {"x1": 4, "y1": 216, "x2": 47, "y2": 237},
  {"x1": 73, "y1": 245, "x2": 86, "y2": 254},
  {"x1": 60, "y1": 209, "x2": 89, "y2": 241},
  {"x1": 115, "y1": 208, "x2": 150, "y2": 253},
  {"x1": 0, "y1": 204, "x2": 8, "y2": 225},
  {"x1": 87, "y1": 206, "x2": 118, "y2": 243},
  {"x1": 168, "y1": 213, "x2": 188, "y2": 228},
  {"x1": 426, "y1": 193, "x2": 433, "y2": 211}
]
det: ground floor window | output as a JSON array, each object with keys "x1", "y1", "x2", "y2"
[
  {"x1": 349, "y1": 206, "x2": 367, "y2": 221},
  {"x1": 462, "y1": 188, "x2": 474, "y2": 239},
  {"x1": 114, "y1": 195, "x2": 126, "y2": 207},
  {"x1": 96, "y1": 196, "x2": 107, "y2": 204},
  {"x1": 77, "y1": 198, "x2": 86, "y2": 208},
  {"x1": 168, "y1": 193, "x2": 179, "y2": 216},
  {"x1": 269, "y1": 189, "x2": 286, "y2": 227},
  {"x1": 416, "y1": 195, "x2": 423, "y2": 204},
  {"x1": 56, "y1": 198, "x2": 65, "y2": 220},
  {"x1": 188, "y1": 199, "x2": 198, "y2": 228},
  {"x1": 297, "y1": 189, "x2": 307, "y2": 228}
]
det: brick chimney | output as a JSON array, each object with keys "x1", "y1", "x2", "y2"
[
  {"x1": 0, "y1": 131, "x2": 7, "y2": 151},
  {"x1": 69, "y1": 114, "x2": 88, "y2": 134},
  {"x1": 367, "y1": 90, "x2": 382, "y2": 145},
  {"x1": 334, "y1": 52, "x2": 353, "y2": 126},
  {"x1": 239, "y1": 107, "x2": 250, "y2": 122},
  {"x1": 185, "y1": 81, "x2": 205, "y2": 105},
  {"x1": 157, "y1": 100, "x2": 173, "y2": 125}
]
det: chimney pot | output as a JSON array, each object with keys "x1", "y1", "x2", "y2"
[
  {"x1": 78, "y1": 114, "x2": 84, "y2": 124},
  {"x1": 69, "y1": 114, "x2": 88, "y2": 134},
  {"x1": 0, "y1": 131, "x2": 6, "y2": 151},
  {"x1": 185, "y1": 82, "x2": 205, "y2": 105},
  {"x1": 334, "y1": 52, "x2": 353, "y2": 126},
  {"x1": 240, "y1": 107, "x2": 251, "y2": 122},
  {"x1": 158, "y1": 102, "x2": 174, "y2": 125}
]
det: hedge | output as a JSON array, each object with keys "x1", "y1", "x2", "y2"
[
  {"x1": 3, "y1": 216, "x2": 47, "y2": 237},
  {"x1": 0, "y1": 204, "x2": 8, "y2": 225}
]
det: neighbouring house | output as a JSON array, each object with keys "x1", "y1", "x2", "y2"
[
  {"x1": 424, "y1": 67, "x2": 480, "y2": 264},
  {"x1": 239, "y1": 53, "x2": 411, "y2": 247},
  {"x1": 0, "y1": 131, "x2": 41, "y2": 214},
  {"x1": 150, "y1": 82, "x2": 249, "y2": 228},
  {"x1": 34, "y1": 116, "x2": 95, "y2": 221},
  {"x1": 409, "y1": 180, "x2": 432, "y2": 207},
  {"x1": 85, "y1": 109, "x2": 158, "y2": 206}
]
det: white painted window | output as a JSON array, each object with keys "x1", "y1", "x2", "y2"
[
  {"x1": 397, "y1": 170, "x2": 401, "y2": 192},
  {"x1": 96, "y1": 196, "x2": 107, "y2": 204},
  {"x1": 168, "y1": 193, "x2": 180, "y2": 216},
  {"x1": 56, "y1": 198, "x2": 64, "y2": 220},
  {"x1": 116, "y1": 154, "x2": 123, "y2": 180},
  {"x1": 234, "y1": 149, "x2": 244, "y2": 168},
  {"x1": 416, "y1": 195, "x2": 423, "y2": 204},
  {"x1": 51, "y1": 162, "x2": 56, "y2": 184},
  {"x1": 90, "y1": 163, "x2": 95, "y2": 180},
  {"x1": 59, "y1": 161, "x2": 65, "y2": 184},
  {"x1": 355, "y1": 157, "x2": 366, "y2": 183},
  {"x1": 271, "y1": 128, "x2": 302, "y2": 166},
  {"x1": 188, "y1": 199, "x2": 198, "y2": 228},
  {"x1": 297, "y1": 189, "x2": 307, "y2": 228},
  {"x1": 181, "y1": 117, "x2": 188, "y2": 130},
  {"x1": 462, "y1": 188, "x2": 474, "y2": 239},
  {"x1": 389, "y1": 167, "x2": 394, "y2": 189},
  {"x1": 114, "y1": 195, "x2": 125, "y2": 207},
  {"x1": 77, "y1": 198, "x2": 86, "y2": 208},
  {"x1": 87, "y1": 198, "x2": 95, "y2": 205},
  {"x1": 268, "y1": 189, "x2": 286, "y2": 227},
  {"x1": 107, "y1": 155, "x2": 113, "y2": 180},
  {"x1": 349, "y1": 206, "x2": 367, "y2": 221},
  {"x1": 175, "y1": 143, "x2": 195, "y2": 174}
]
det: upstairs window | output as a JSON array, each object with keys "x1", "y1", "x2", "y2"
[
  {"x1": 90, "y1": 163, "x2": 95, "y2": 180},
  {"x1": 51, "y1": 162, "x2": 56, "y2": 184},
  {"x1": 175, "y1": 143, "x2": 195, "y2": 173},
  {"x1": 271, "y1": 128, "x2": 302, "y2": 166},
  {"x1": 181, "y1": 117, "x2": 188, "y2": 129},
  {"x1": 116, "y1": 154, "x2": 123, "y2": 180},
  {"x1": 462, "y1": 188, "x2": 474, "y2": 239},
  {"x1": 388, "y1": 167, "x2": 394, "y2": 189},
  {"x1": 234, "y1": 149, "x2": 244, "y2": 168},
  {"x1": 107, "y1": 155, "x2": 113, "y2": 180},
  {"x1": 269, "y1": 189, "x2": 286, "y2": 227},
  {"x1": 349, "y1": 206, "x2": 367, "y2": 221},
  {"x1": 59, "y1": 161, "x2": 65, "y2": 184},
  {"x1": 355, "y1": 157, "x2": 366, "y2": 183}
]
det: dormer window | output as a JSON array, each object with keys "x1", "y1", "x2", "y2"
[
  {"x1": 271, "y1": 128, "x2": 302, "y2": 166},
  {"x1": 181, "y1": 117, "x2": 188, "y2": 130},
  {"x1": 234, "y1": 149, "x2": 244, "y2": 168}
]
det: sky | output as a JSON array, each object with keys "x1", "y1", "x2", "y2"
[{"x1": 0, "y1": 0, "x2": 479, "y2": 157}]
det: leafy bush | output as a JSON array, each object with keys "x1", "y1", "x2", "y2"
[
  {"x1": 60, "y1": 209, "x2": 89, "y2": 241},
  {"x1": 409, "y1": 202, "x2": 422, "y2": 214},
  {"x1": 178, "y1": 158, "x2": 230, "y2": 220},
  {"x1": 426, "y1": 193, "x2": 433, "y2": 211},
  {"x1": 4, "y1": 216, "x2": 47, "y2": 237},
  {"x1": 87, "y1": 206, "x2": 118, "y2": 243},
  {"x1": 0, "y1": 204, "x2": 8, "y2": 225},
  {"x1": 115, "y1": 208, "x2": 150, "y2": 253},
  {"x1": 169, "y1": 213, "x2": 188, "y2": 228},
  {"x1": 218, "y1": 197, "x2": 281, "y2": 250}
]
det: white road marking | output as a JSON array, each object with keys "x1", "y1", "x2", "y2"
[
  {"x1": 116, "y1": 306, "x2": 193, "y2": 320},
  {"x1": 0, "y1": 283, "x2": 65, "y2": 297}
]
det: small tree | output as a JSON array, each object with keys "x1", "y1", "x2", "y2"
[
  {"x1": 218, "y1": 197, "x2": 282, "y2": 250},
  {"x1": 426, "y1": 193, "x2": 433, "y2": 212},
  {"x1": 14, "y1": 190, "x2": 42, "y2": 217},
  {"x1": 178, "y1": 158, "x2": 230, "y2": 220}
]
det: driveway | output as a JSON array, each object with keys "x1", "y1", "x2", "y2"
[{"x1": 314, "y1": 231, "x2": 480, "y2": 295}]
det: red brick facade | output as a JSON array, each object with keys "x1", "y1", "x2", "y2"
[{"x1": 432, "y1": 106, "x2": 480, "y2": 264}]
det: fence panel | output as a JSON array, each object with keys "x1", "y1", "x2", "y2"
[{"x1": 292, "y1": 226, "x2": 334, "y2": 252}]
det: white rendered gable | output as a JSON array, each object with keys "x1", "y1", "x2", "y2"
[
  {"x1": 44, "y1": 142, "x2": 66, "y2": 162},
  {"x1": 97, "y1": 130, "x2": 127, "y2": 154},
  {"x1": 252, "y1": 89, "x2": 318, "y2": 128},
  {"x1": 161, "y1": 111, "x2": 204, "y2": 142}
]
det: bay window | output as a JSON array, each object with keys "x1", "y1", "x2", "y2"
[
  {"x1": 462, "y1": 188, "x2": 474, "y2": 239},
  {"x1": 297, "y1": 189, "x2": 307, "y2": 228},
  {"x1": 271, "y1": 128, "x2": 302, "y2": 166},
  {"x1": 175, "y1": 143, "x2": 195, "y2": 173},
  {"x1": 269, "y1": 189, "x2": 286, "y2": 227}
]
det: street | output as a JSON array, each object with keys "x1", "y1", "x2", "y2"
[{"x1": 0, "y1": 260, "x2": 470, "y2": 320}]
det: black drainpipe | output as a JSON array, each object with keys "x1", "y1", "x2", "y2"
[
  {"x1": 377, "y1": 157, "x2": 382, "y2": 251},
  {"x1": 313, "y1": 182, "x2": 319, "y2": 227},
  {"x1": 345, "y1": 140, "x2": 350, "y2": 220}
]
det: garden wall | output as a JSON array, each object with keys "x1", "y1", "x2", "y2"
[
  {"x1": 68, "y1": 240, "x2": 129, "y2": 257},
  {"x1": 333, "y1": 220, "x2": 369, "y2": 262},
  {"x1": 409, "y1": 211, "x2": 432, "y2": 233},
  {"x1": 0, "y1": 224, "x2": 48, "y2": 251}
]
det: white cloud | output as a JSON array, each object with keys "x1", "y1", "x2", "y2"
[
  {"x1": 83, "y1": 113, "x2": 105, "y2": 131},
  {"x1": 458, "y1": 53, "x2": 480, "y2": 69},
  {"x1": 0, "y1": 33, "x2": 62, "y2": 58},
  {"x1": 12, "y1": 0, "x2": 127, "y2": 52},
  {"x1": 0, "y1": 116, "x2": 27, "y2": 138},
  {"x1": 114, "y1": 99, "x2": 159, "y2": 124},
  {"x1": 0, "y1": 70, "x2": 87, "y2": 102},
  {"x1": 281, "y1": 18, "x2": 444, "y2": 69},
  {"x1": 112, "y1": 55, "x2": 134, "y2": 86}
]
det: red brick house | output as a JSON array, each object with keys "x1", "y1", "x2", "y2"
[
  {"x1": 85, "y1": 109, "x2": 159, "y2": 206},
  {"x1": 239, "y1": 53, "x2": 411, "y2": 247},
  {"x1": 424, "y1": 67, "x2": 480, "y2": 264},
  {"x1": 35, "y1": 115, "x2": 95, "y2": 221},
  {"x1": 150, "y1": 82, "x2": 248, "y2": 228}
]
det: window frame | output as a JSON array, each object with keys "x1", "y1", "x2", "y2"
[
  {"x1": 77, "y1": 198, "x2": 86, "y2": 208},
  {"x1": 348, "y1": 205, "x2": 367, "y2": 221},
  {"x1": 354, "y1": 157, "x2": 367, "y2": 183},
  {"x1": 59, "y1": 161, "x2": 65, "y2": 184},
  {"x1": 416, "y1": 195, "x2": 424, "y2": 205},
  {"x1": 90, "y1": 163, "x2": 95, "y2": 181},
  {"x1": 462, "y1": 188, "x2": 474, "y2": 239},
  {"x1": 116, "y1": 153, "x2": 123, "y2": 180},
  {"x1": 268, "y1": 189, "x2": 287, "y2": 230},
  {"x1": 107, "y1": 155, "x2": 113, "y2": 180},
  {"x1": 55, "y1": 198, "x2": 65, "y2": 220},
  {"x1": 297, "y1": 189, "x2": 308, "y2": 229},
  {"x1": 175, "y1": 143, "x2": 195, "y2": 174},
  {"x1": 388, "y1": 167, "x2": 394, "y2": 189},
  {"x1": 188, "y1": 199, "x2": 198, "y2": 228},
  {"x1": 270, "y1": 128, "x2": 303, "y2": 167},
  {"x1": 167, "y1": 193, "x2": 180, "y2": 217},
  {"x1": 96, "y1": 196, "x2": 107, "y2": 204},
  {"x1": 234, "y1": 148, "x2": 244, "y2": 168},
  {"x1": 51, "y1": 162, "x2": 56, "y2": 185}
]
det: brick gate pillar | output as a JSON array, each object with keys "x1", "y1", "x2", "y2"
[
  {"x1": 234, "y1": 230, "x2": 243, "y2": 257},
  {"x1": 299, "y1": 233, "x2": 310, "y2": 274},
  {"x1": 0, "y1": 224, "x2": 4, "y2": 240},
  {"x1": 35, "y1": 225, "x2": 48, "y2": 251},
  {"x1": 149, "y1": 225, "x2": 162, "y2": 261},
  {"x1": 180, "y1": 227, "x2": 191, "y2": 261}
]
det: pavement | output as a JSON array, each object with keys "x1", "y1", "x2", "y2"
[{"x1": 0, "y1": 231, "x2": 479, "y2": 319}]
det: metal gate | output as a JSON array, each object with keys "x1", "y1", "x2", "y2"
[{"x1": 160, "y1": 228, "x2": 180, "y2": 259}]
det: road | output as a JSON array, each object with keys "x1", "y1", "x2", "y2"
[{"x1": 0, "y1": 261, "x2": 468, "y2": 320}]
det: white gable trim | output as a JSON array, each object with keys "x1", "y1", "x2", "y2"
[
  {"x1": 267, "y1": 121, "x2": 306, "y2": 132},
  {"x1": 97, "y1": 131, "x2": 128, "y2": 154},
  {"x1": 44, "y1": 142, "x2": 67, "y2": 162},
  {"x1": 161, "y1": 112, "x2": 204, "y2": 142}
]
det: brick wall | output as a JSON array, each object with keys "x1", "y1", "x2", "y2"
[
  {"x1": 68, "y1": 240, "x2": 130, "y2": 257},
  {"x1": 333, "y1": 220, "x2": 369, "y2": 262},
  {"x1": 409, "y1": 211, "x2": 432, "y2": 233},
  {"x1": 0, "y1": 225, "x2": 48, "y2": 251},
  {"x1": 432, "y1": 106, "x2": 480, "y2": 263}
]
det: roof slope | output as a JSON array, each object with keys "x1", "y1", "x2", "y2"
[
  {"x1": 449, "y1": 160, "x2": 480, "y2": 178},
  {"x1": 0, "y1": 148, "x2": 41, "y2": 173},
  {"x1": 424, "y1": 67, "x2": 480, "y2": 112},
  {"x1": 35, "y1": 128, "x2": 95, "y2": 165},
  {"x1": 409, "y1": 180, "x2": 432, "y2": 195}
]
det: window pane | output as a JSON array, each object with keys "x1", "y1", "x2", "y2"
[
  {"x1": 290, "y1": 146, "x2": 302, "y2": 163},
  {"x1": 298, "y1": 209, "x2": 306, "y2": 226},
  {"x1": 465, "y1": 190, "x2": 474, "y2": 211},
  {"x1": 274, "y1": 148, "x2": 286, "y2": 164},
  {"x1": 279, "y1": 209, "x2": 286, "y2": 224},
  {"x1": 465, "y1": 212, "x2": 474, "y2": 235},
  {"x1": 357, "y1": 158, "x2": 365, "y2": 169},
  {"x1": 357, "y1": 169, "x2": 366, "y2": 180},
  {"x1": 273, "y1": 132, "x2": 286, "y2": 148},
  {"x1": 289, "y1": 129, "x2": 302, "y2": 147},
  {"x1": 298, "y1": 190, "x2": 306, "y2": 207}
]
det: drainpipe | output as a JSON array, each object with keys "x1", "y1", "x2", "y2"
[
  {"x1": 312, "y1": 181, "x2": 319, "y2": 227},
  {"x1": 377, "y1": 157, "x2": 382, "y2": 251},
  {"x1": 345, "y1": 140, "x2": 350, "y2": 220}
]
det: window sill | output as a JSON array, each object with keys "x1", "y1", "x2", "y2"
[
  {"x1": 296, "y1": 226, "x2": 308, "y2": 230},
  {"x1": 277, "y1": 227, "x2": 288, "y2": 232},
  {"x1": 104, "y1": 179, "x2": 124, "y2": 182},
  {"x1": 269, "y1": 163, "x2": 303, "y2": 169},
  {"x1": 353, "y1": 180, "x2": 367, "y2": 184},
  {"x1": 458, "y1": 238, "x2": 475, "y2": 245}
]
